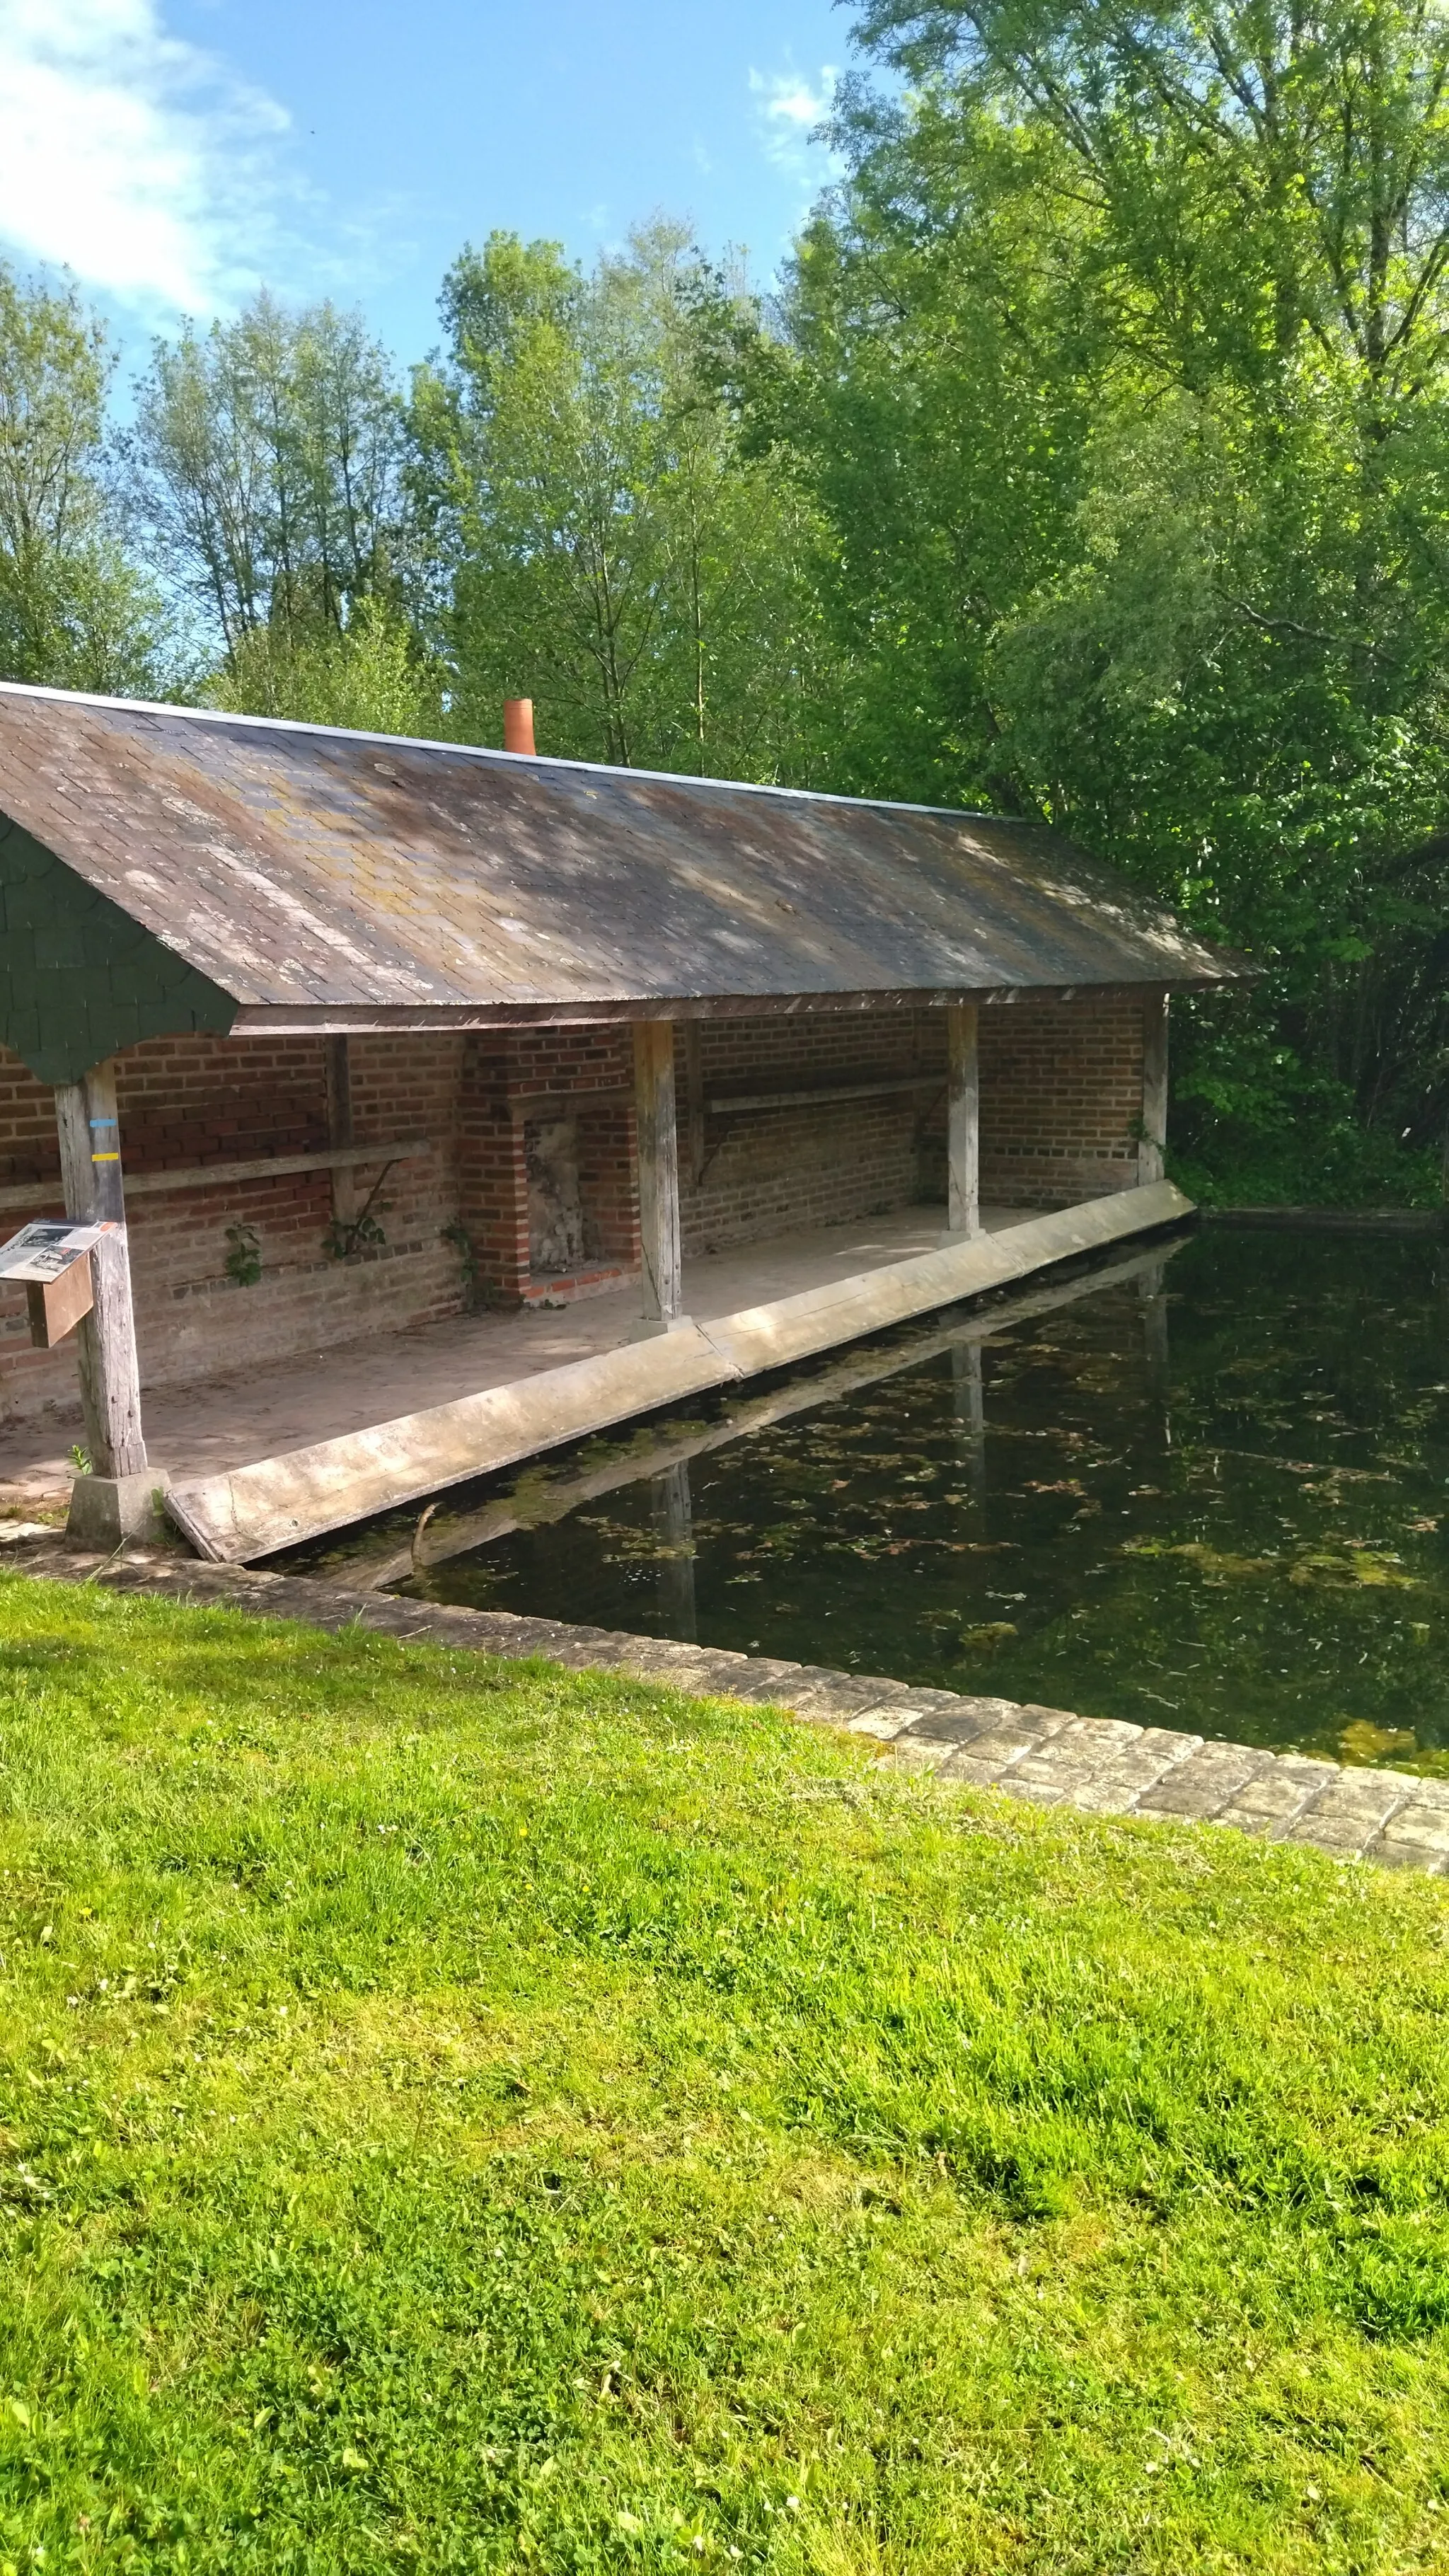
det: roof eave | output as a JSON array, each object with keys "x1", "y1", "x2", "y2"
[{"x1": 225, "y1": 970, "x2": 1246, "y2": 1036}]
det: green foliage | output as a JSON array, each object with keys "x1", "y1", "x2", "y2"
[
  {"x1": 204, "y1": 596, "x2": 438, "y2": 738},
  {"x1": 321, "y1": 1206, "x2": 387, "y2": 1261},
  {"x1": 410, "y1": 224, "x2": 833, "y2": 777},
  {"x1": 129, "y1": 291, "x2": 412, "y2": 667},
  {"x1": 439, "y1": 1215, "x2": 483, "y2": 1305},
  {"x1": 321, "y1": 1159, "x2": 391, "y2": 1263},
  {"x1": 3, "y1": 1573, "x2": 1449, "y2": 2566},
  {"x1": 222, "y1": 1223, "x2": 262, "y2": 1288},
  {"x1": 0, "y1": 263, "x2": 163, "y2": 695},
  {"x1": 755, "y1": 0, "x2": 1449, "y2": 1194}
]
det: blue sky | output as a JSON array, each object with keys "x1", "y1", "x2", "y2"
[{"x1": 0, "y1": 0, "x2": 858, "y2": 374}]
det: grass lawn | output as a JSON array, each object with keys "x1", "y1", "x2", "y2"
[{"x1": 1, "y1": 1576, "x2": 1449, "y2": 2572}]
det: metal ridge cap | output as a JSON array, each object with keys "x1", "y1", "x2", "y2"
[{"x1": 0, "y1": 676, "x2": 1153, "y2": 842}]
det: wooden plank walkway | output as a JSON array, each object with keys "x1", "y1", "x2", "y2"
[
  {"x1": 6, "y1": 1532, "x2": 1448, "y2": 1876},
  {"x1": 165, "y1": 1182, "x2": 1194, "y2": 1564}
]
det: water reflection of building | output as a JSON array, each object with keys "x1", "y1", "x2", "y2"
[
  {"x1": 650, "y1": 1461, "x2": 697, "y2": 1641},
  {"x1": 1139, "y1": 1259, "x2": 1172, "y2": 1439},
  {"x1": 949, "y1": 1341, "x2": 988, "y2": 1505}
]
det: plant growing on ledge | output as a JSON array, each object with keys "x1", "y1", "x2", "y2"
[
  {"x1": 440, "y1": 1215, "x2": 481, "y2": 1303},
  {"x1": 223, "y1": 1223, "x2": 262, "y2": 1286},
  {"x1": 323, "y1": 1167, "x2": 391, "y2": 1262}
]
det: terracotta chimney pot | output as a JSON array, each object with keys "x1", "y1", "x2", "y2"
[{"x1": 504, "y1": 698, "x2": 536, "y2": 756}]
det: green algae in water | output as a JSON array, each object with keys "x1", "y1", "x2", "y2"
[{"x1": 400, "y1": 1229, "x2": 1449, "y2": 1770}]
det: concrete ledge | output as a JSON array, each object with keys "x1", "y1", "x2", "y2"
[
  {"x1": 166, "y1": 1327, "x2": 727, "y2": 1564},
  {"x1": 166, "y1": 1182, "x2": 1194, "y2": 1564},
  {"x1": 698, "y1": 1183, "x2": 1189, "y2": 1377},
  {"x1": 1206, "y1": 1206, "x2": 1445, "y2": 1235},
  {"x1": 3, "y1": 1537, "x2": 1446, "y2": 1875}
]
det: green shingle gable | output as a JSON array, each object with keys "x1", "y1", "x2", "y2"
[{"x1": 1, "y1": 816, "x2": 235, "y2": 1087}]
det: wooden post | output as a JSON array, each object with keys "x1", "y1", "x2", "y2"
[
  {"x1": 54, "y1": 1060, "x2": 148, "y2": 1478},
  {"x1": 945, "y1": 1002, "x2": 981, "y2": 1237},
  {"x1": 325, "y1": 1035, "x2": 357, "y2": 1226},
  {"x1": 1140, "y1": 991, "x2": 1170, "y2": 1186},
  {"x1": 633, "y1": 1020, "x2": 684, "y2": 1324},
  {"x1": 683, "y1": 1023, "x2": 706, "y2": 1189}
]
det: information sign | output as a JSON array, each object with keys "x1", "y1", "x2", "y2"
[
  {"x1": 0, "y1": 1221, "x2": 110, "y2": 1349},
  {"x1": 0, "y1": 1221, "x2": 107, "y2": 1283}
]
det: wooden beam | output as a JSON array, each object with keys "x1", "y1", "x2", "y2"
[
  {"x1": 133, "y1": 1139, "x2": 430, "y2": 1197},
  {"x1": 53, "y1": 1061, "x2": 148, "y2": 1479},
  {"x1": 1140, "y1": 991, "x2": 1170, "y2": 1185},
  {"x1": 502, "y1": 1089, "x2": 634, "y2": 1122},
  {"x1": 0, "y1": 1139, "x2": 432, "y2": 1213},
  {"x1": 127, "y1": 1139, "x2": 429, "y2": 1197},
  {"x1": 945, "y1": 1002, "x2": 981, "y2": 1238},
  {"x1": 705, "y1": 1075, "x2": 938, "y2": 1116},
  {"x1": 683, "y1": 1024, "x2": 706, "y2": 1186},
  {"x1": 167, "y1": 1185, "x2": 1197, "y2": 1562},
  {"x1": 226, "y1": 988, "x2": 1029, "y2": 1039},
  {"x1": 0, "y1": 1179, "x2": 63, "y2": 1214},
  {"x1": 632, "y1": 1020, "x2": 683, "y2": 1323},
  {"x1": 323, "y1": 1235, "x2": 1188, "y2": 1592},
  {"x1": 325, "y1": 1036, "x2": 357, "y2": 1226}
]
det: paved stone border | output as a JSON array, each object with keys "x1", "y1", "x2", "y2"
[{"x1": 6, "y1": 1532, "x2": 1449, "y2": 1874}]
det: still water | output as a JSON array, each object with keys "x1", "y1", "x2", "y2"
[{"x1": 357, "y1": 1228, "x2": 1448, "y2": 1769}]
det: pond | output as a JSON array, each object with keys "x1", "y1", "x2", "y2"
[{"x1": 316, "y1": 1227, "x2": 1449, "y2": 1771}]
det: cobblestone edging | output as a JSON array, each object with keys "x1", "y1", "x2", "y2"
[{"x1": 6, "y1": 1534, "x2": 1449, "y2": 1875}]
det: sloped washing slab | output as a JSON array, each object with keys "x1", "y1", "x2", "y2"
[{"x1": 166, "y1": 1181, "x2": 1194, "y2": 1563}]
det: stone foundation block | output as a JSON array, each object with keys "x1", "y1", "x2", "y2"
[
  {"x1": 67, "y1": 1472, "x2": 171, "y2": 1549},
  {"x1": 625, "y1": 1313, "x2": 698, "y2": 1342}
]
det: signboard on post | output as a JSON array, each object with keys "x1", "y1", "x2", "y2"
[{"x1": 0, "y1": 1220, "x2": 108, "y2": 1350}]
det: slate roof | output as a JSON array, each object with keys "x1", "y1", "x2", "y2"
[{"x1": 0, "y1": 683, "x2": 1246, "y2": 1028}]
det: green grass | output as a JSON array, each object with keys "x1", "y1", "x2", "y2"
[{"x1": 2, "y1": 1575, "x2": 1449, "y2": 2572}]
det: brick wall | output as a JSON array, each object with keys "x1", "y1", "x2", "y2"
[
  {"x1": 678, "y1": 1013, "x2": 933, "y2": 1254},
  {"x1": 677, "y1": 990, "x2": 1153, "y2": 1249},
  {"x1": 0, "y1": 1032, "x2": 468, "y2": 1426},
  {"x1": 456, "y1": 1028, "x2": 638, "y2": 1305},
  {"x1": 0, "y1": 989, "x2": 1158, "y2": 1422},
  {"x1": 978, "y1": 988, "x2": 1148, "y2": 1206}
]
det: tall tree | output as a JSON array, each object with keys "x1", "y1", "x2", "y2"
[
  {"x1": 0, "y1": 264, "x2": 161, "y2": 694},
  {"x1": 410, "y1": 224, "x2": 831, "y2": 777},
  {"x1": 130, "y1": 294, "x2": 412, "y2": 666},
  {"x1": 761, "y1": 0, "x2": 1449, "y2": 1188}
]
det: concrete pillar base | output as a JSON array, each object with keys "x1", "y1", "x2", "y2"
[
  {"x1": 625, "y1": 1313, "x2": 697, "y2": 1343},
  {"x1": 67, "y1": 1469, "x2": 172, "y2": 1549}
]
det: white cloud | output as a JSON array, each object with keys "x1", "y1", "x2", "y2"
[
  {"x1": 749, "y1": 64, "x2": 839, "y2": 175},
  {"x1": 0, "y1": 0, "x2": 294, "y2": 316}
]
